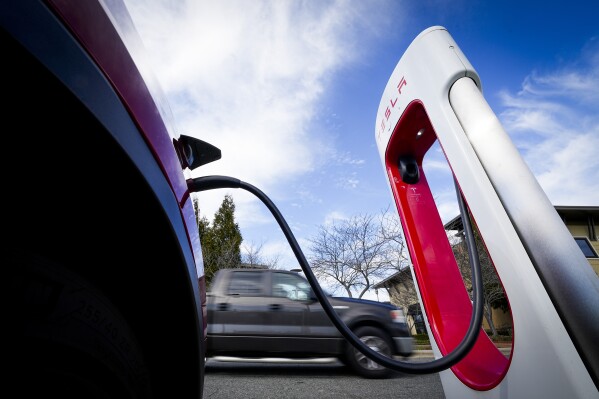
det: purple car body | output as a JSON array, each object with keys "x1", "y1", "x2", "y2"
[{"x1": 3, "y1": 1, "x2": 208, "y2": 397}]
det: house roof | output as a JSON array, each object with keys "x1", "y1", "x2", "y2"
[
  {"x1": 373, "y1": 266, "x2": 412, "y2": 289},
  {"x1": 442, "y1": 205, "x2": 598, "y2": 232},
  {"x1": 444, "y1": 214, "x2": 464, "y2": 233},
  {"x1": 554, "y1": 206, "x2": 599, "y2": 219}
]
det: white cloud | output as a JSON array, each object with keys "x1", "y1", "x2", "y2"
[
  {"x1": 324, "y1": 210, "x2": 349, "y2": 226},
  {"x1": 124, "y1": 0, "x2": 399, "y2": 224},
  {"x1": 341, "y1": 177, "x2": 360, "y2": 189},
  {"x1": 335, "y1": 152, "x2": 365, "y2": 165},
  {"x1": 498, "y1": 40, "x2": 599, "y2": 206}
]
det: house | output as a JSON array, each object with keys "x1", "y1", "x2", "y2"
[
  {"x1": 374, "y1": 205, "x2": 598, "y2": 335},
  {"x1": 443, "y1": 205, "x2": 598, "y2": 274},
  {"x1": 374, "y1": 267, "x2": 427, "y2": 335},
  {"x1": 554, "y1": 206, "x2": 599, "y2": 275}
]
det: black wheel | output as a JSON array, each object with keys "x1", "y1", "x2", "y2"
[
  {"x1": 5, "y1": 251, "x2": 153, "y2": 398},
  {"x1": 345, "y1": 326, "x2": 394, "y2": 379}
]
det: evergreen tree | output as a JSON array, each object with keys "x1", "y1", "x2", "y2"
[{"x1": 194, "y1": 195, "x2": 243, "y2": 285}]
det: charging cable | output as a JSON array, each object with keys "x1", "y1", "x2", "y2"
[{"x1": 188, "y1": 175, "x2": 483, "y2": 374}]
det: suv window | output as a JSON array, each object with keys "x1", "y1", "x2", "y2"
[
  {"x1": 227, "y1": 271, "x2": 263, "y2": 295},
  {"x1": 272, "y1": 272, "x2": 311, "y2": 300}
]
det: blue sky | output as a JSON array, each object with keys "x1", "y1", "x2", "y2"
[{"x1": 123, "y1": 0, "x2": 599, "y2": 297}]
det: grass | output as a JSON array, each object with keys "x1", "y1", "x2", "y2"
[{"x1": 412, "y1": 332, "x2": 513, "y2": 348}]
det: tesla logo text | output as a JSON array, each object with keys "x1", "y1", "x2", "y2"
[
  {"x1": 397, "y1": 77, "x2": 407, "y2": 94},
  {"x1": 407, "y1": 186, "x2": 421, "y2": 203},
  {"x1": 379, "y1": 76, "x2": 408, "y2": 137}
]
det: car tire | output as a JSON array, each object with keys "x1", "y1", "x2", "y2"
[
  {"x1": 6, "y1": 250, "x2": 153, "y2": 398},
  {"x1": 344, "y1": 326, "x2": 394, "y2": 379}
]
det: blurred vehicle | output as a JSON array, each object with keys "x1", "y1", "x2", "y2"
[
  {"x1": 2, "y1": 1, "x2": 210, "y2": 397},
  {"x1": 206, "y1": 268, "x2": 413, "y2": 378}
]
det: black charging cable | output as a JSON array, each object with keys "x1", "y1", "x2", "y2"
[{"x1": 188, "y1": 175, "x2": 484, "y2": 374}]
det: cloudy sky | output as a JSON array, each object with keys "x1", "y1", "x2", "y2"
[{"x1": 122, "y1": 0, "x2": 599, "y2": 296}]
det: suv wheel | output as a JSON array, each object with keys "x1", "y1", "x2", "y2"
[{"x1": 345, "y1": 326, "x2": 394, "y2": 379}]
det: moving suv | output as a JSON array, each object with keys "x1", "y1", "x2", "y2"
[{"x1": 207, "y1": 268, "x2": 414, "y2": 378}]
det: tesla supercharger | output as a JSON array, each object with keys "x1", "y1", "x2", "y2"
[{"x1": 375, "y1": 26, "x2": 599, "y2": 398}]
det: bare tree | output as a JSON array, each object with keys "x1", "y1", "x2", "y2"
[
  {"x1": 379, "y1": 206, "x2": 411, "y2": 272},
  {"x1": 449, "y1": 225, "x2": 510, "y2": 338},
  {"x1": 241, "y1": 241, "x2": 281, "y2": 269},
  {"x1": 308, "y1": 208, "x2": 407, "y2": 299}
]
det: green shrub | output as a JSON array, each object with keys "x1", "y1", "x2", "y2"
[
  {"x1": 412, "y1": 333, "x2": 430, "y2": 344},
  {"x1": 492, "y1": 334, "x2": 513, "y2": 342}
]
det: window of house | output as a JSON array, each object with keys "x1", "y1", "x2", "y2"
[{"x1": 575, "y1": 237, "x2": 598, "y2": 258}]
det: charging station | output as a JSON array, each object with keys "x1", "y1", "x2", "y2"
[{"x1": 375, "y1": 26, "x2": 599, "y2": 398}]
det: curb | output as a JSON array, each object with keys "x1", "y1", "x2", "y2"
[{"x1": 408, "y1": 347, "x2": 511, "y2": 360}]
